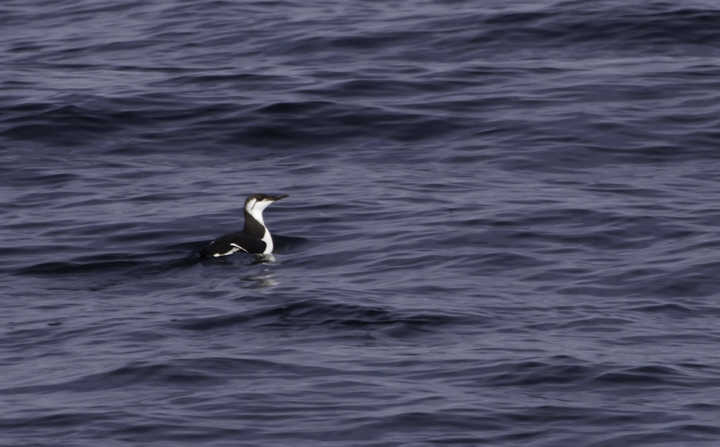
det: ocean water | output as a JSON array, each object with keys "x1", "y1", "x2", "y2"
[{"x1": 3, "y1": 0, "x2": 720, "y2": 445}]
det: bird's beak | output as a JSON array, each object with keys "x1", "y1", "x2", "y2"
[{"x1": 271, "y1": 194, "x2": 289, "y2": 201}]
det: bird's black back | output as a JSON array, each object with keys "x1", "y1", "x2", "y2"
[{"x1": 200, "y1": 231, "x2": 267, "y2": 257}]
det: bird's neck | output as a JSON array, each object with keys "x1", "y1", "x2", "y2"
[{"x1": 244, "y1": 209, "x2": 268, "y2": 239}]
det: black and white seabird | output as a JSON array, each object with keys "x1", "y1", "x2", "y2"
[{"x1": 200, "y1": 193, "x2": 288, "y2": 257}]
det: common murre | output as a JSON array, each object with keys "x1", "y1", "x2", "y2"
[{"x1": 200, "y1": 193, "x2": 288, "y2": 257}]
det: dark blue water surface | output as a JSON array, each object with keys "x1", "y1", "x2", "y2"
[{"x1": 3, "y1": 0, "x2": 720, "y2": 445}]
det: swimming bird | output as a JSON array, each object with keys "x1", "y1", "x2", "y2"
[{"x1": 200, "y1": 193, "x2": 288, "y2": 257}]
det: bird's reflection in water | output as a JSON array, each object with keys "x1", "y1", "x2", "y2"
[
  {"x1": 206, "y1": 253, "x2": 280, "y2": 288},
  {"x1": 240, "y1": 255, "x2": 278, "y2": 288},
  {"x1": 239, "y1": 270, "x2": 278, "y2": 288}
]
